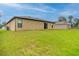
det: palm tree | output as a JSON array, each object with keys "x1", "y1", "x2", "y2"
[{"x1": 68, "y1": 15, "x2": 73, "y2": 28}]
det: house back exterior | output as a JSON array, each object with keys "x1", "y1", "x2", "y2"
[
  {"x1": 5, "y1": 16, "x2": 54, "y2": 31},
  {"x1": 5, "y1": 16, "x2": 71, "y2": 31}
]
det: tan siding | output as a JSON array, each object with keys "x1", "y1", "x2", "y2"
[
  {"x1": 53, "y1": 24, "x2": 68, "y2": 29},
  {"x1": 48, "y1": 23, "x2": 53, "y2": 29},
  {"x1": 16, "y1": 19, "x2": 44, "y2": 30},
  {"x1": 6, "y1": 19, "x2": 15, "y2": 31}
]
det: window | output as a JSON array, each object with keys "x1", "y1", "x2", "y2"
[
  {"x1": 18, "y1": 23, "x2": 22, "y2": 28},
  {"x1": 17, "y1": 19, "x2": 23, "y2": 28}
]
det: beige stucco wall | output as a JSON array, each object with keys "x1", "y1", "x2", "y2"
[
  {"x1": 16, "y1": 19, "x2": 44, "y2": 30},
  {"x1": 53, "y1": 24, "x2": 68, "y2": 29},
  {"x1": 48, "y1": 23, "x2": 53, "y2": 29},
  {"x1": 6, "y1": 19, "x2": 15, "y2": 31},
  {"x1": 6, "y1": 18, "x2": 54, "y2": 31}
]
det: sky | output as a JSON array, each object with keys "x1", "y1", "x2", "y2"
[{"x1": 0, "y1": 3, "x2": 79, "y2": 23}]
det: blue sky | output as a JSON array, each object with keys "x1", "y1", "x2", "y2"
[{"x1": 0, "y1": 3, "x2": 79, "y2": 23}]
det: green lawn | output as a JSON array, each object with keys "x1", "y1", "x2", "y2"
[{"x1": 0, "y1": 29, "x2": 79, "y2": 56}]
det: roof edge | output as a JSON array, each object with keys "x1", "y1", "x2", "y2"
[{"x1": 5, "y1": 16, "x2": 55, "y2": 25}]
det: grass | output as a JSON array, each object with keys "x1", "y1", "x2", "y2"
[{"x1": 0, "y1": 29, "x2": 79, "y2": 56}]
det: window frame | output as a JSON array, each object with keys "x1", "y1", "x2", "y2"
[{"x1": 17, "y1": 19, "x2": 23, "y2": 28}]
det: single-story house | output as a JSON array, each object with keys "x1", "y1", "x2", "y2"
[
  {"x1": 5, "y1": 16, "x2": 54, "y2": 31},
  {"x1": 53, "y1": 21, "x2": 71, "y2": 29},
  {"x1": 4, "y1": 16, "x2": 71, "y2": 31}
]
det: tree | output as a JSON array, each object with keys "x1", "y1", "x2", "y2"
[
  {"x1": 74, "y1": 18, "x2": 79, "y2": 28},
  {"x1": 0, "y1": 13, "x2": 3, "y2": 28},
  {"x1": 2, "y1": 22, "x2": 6, "y2": 25},
  {"x1": 58, "y1": 16, "x2": 67, "y2": 22},
  {"x1": 0, "y1": 24, "x2": 2, "y2": 28},
  {"x1": 68, "y1": 15, "x2": 73, "y2": 28}
]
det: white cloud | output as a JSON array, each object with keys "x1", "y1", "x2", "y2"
[
  {"x1": 2, "y1": 3, "x2": 79, "y2": 20},
  {"x1": 0, "y1": 10, "x2": 4, "y2": 16},
  {"x1": 1, "y1": 3, "x2": 57, "y2": 13},
  {"x1": 33, "y1": 4, "x2": 57, "y2": 13},
  {"x1": 1, "y1": 3, "x2": 24, "y2": 9},
  {"x1": 58, "y1": 4, "x2": 79, "y2": 16},
  {"x1": 59, "y1": 10, "x2": 77, "y2": 16}
]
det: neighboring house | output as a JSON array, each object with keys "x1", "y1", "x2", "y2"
[
  {"x1": 5, "y1": 16, "x2": 54, "y2": 31},
  {"x1": 53, "y1": 21, "x2": 71, "y2": 29}
]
